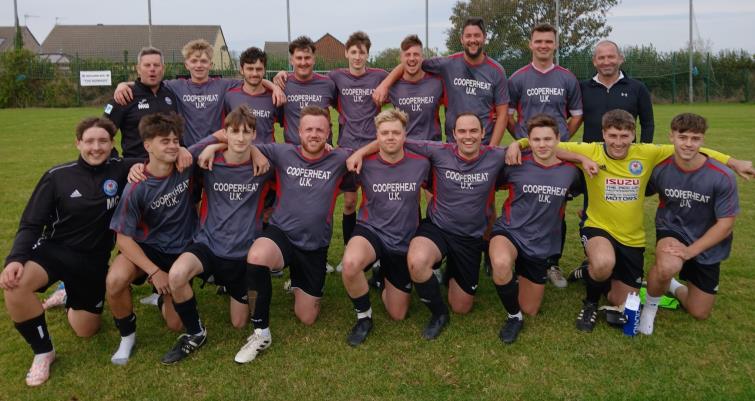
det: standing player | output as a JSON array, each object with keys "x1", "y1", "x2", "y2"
[
  {"x1": 507, "y1": 23, "x2": 582, "y2": 141},
  {"x1": 104, "y1": 47, "x2": 178, "y2": 158},
  {"x1": 160, "y1": 106, "x2": 273, "y2": 364},
  {"x1": 506, "y1": 23, "x2": 583, "y2": 288},
  {"x1": 274, "y1": 36, "x2": 337, "y2": 145},
  {"x1": 506, "y1": 109, "x2": 752, "y2": 333},
  {"x1": 340, "y1": 109, "x2": 430, "y2": 346},
  {"x1": 326, "y1": 32, "x2": 388, "y2": 269},
  {"x1": 489, "y1": 114, "x2": 584, "y2": 344},
  {"x1": 639, "y1": 113, "x2": 739, "y2": 335},
  {"x1": 224, "y1": 47, "x2": 282, "y2": 144},
  {"x1": 231, "y1": 106, "x2": 352, "y2": 363},
  {"x1": 580, "y1": 40, "x2": 654, "y2": 143},
  {"x1": 106, "y1": 112, "x2": 198, "y2": 364},
  {"x1": 388, "y1": 34, "x2": 444, "y2": 141},
  {"x1": 1, "y1": 117, "x2": 138, "y2": 386},
  {"x1": 373, "y1": 17, "x2": 508, "y2": 145}
]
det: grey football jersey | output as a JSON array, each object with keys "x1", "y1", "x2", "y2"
[
  {"x1": 165, "y1": 78, "x2": 240, "y2": 146},
  {"x1": 388, "y1": 74, "x2": 444, "y2": 141},
  {"x1": 329, "y1": 68, "x2": 388, "y2": 149},
  {"x1": 281, "y1": 73, "x2": 337, "y2": 144}
]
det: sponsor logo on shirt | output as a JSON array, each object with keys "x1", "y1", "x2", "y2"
[
  {"x1": 663, "y1": 188, "x2": 711, "y2": 208},
  {"x1": 103, "y1": 179, "x2": 118, "y2": 196},
  {"x1": 137, "y1": 99, "x2": 150, "y2": 110},
  {"x1": 341, "y1": 87, "x2": 374, "y2": 103},
  {"x1": 521, "y1": 184, "x2": 568, "y2": 204},
  {"x1": 372, "y1": 182, "x2": 418, "y2": 201},
  {"x1": 213, "y1": 182, "x2": 260, "y2": 201},
  {"x1": 398, "y1": 96, "x2": 436, "y2": 112},
  {"x1": 182, "y1": 94, "x2": 218, "y2": 109},
  {"x1": 453, "y1": 77, "x2": 491, "y2": 95},
  {"x1": 525, "y1": 87, "x2": 565, "y2": 103},
  {"x1": 604, "y1": 178, "x2": 640, "y2": 201},
  {"x1": 164, "y1": 97, "x2": 173, "y2": 105},
  {"x1": 150, "y1": 179, "x2": 190, "y2": 209},
  {"x1": 287, "y1": 94, "x2": 324, "y2": 109},
  {"x1": 628, "y1": 160, "x2": 643, "y2": 175},
  {"x1": 286, "y1": 166, "x2": 332, "y2": 187},
  {"x1": 444, "y1": 170, "x2": 489, "y2": 190}
]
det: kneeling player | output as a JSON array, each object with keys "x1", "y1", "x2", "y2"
[
  {"x1": 1, "y1": 117, "x2": 137, "y2": 386},
  {"x1": 489, "y1": 114, "x2": 583, "y2": 344},
  {"x1": 341, "y1": 109, "x2": 429, "y2": 346},
  {"x1": 106, "y1": 112, "x2": 197, "y2": 364},
  {"x1": 639, "y1": 113, "x2": 740, "y2": 335},
  {"x1": 232, "y1": 106, "x2": 353, "y2": 363},
  {"x1": 161, "y1": 106, "x2": 272, "y2": 364}
]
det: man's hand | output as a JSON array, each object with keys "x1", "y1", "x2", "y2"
[
  {"x1": 273, "y1": 71, "x2": 288, "y2": 89},
  {"x1": 176, "y1": 147, "x2": 193, "y2": 172},
  {"x1": 346, "y1": 153, "x2": 364, "y2": 174},
  {"x1": 579, "y1": 158, "x2": 599, "y2": 178},
  {"x1": 250, "y1": 146, "x2": 270, "y2": 176},
  {"x1": 0, "y1": 262, "x2": 24, "y2": 290},
  {"x1": 127, "y1": 163, "x2": 147, "y2": 183},
  {"x1": 114, "y1": 83, "x2": 134, "y2": 106},
  {"x1": 372, "y1": 83, "x2": 389, "y2": 106},
  {"x1": 148, "y1": 270, "x2": 170, "y2": 295},
  {"x1": 505, "y1": 143, "x2": 522, "y2": 165},
  {"x1": 198, "y1": 144, "x2": 226, "y2": 170},
  {"x1": 661, "y1": 243, "x2": 695, "y2": 261},
  {"x1": 271, "y1": 85, "x2": 286, "y2": 106},
  {"x1": 727, "y1": 158, "x2": 755, "y2": 180}
]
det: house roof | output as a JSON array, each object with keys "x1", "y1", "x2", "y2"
[
  {"x1": 314, "y1": 33, "x2": 346, "y2": 65},
  {"x1": 0, "y1": 26, "x2": 41, "y2": 52},
  {"x1": 40, "y1": 25, "x2": 227, "y2": 63}
]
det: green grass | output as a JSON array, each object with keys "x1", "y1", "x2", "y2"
[{"x1": 0, "y1": 104, "x2": 754, "y2": 400}]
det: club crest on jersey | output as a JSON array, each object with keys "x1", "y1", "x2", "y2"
[
  {"x1": 103, "y1": 179, "x2": 118, "y2": 196},
  {"x1": 104, "y1": 104, "x2": 113, "y2": 114},
  {"x1": 165, "y1": 97, "x2": 173, "y2": 105},
  {"x1": 628, "y1": 160, "x2": 643, "y2": 175}
]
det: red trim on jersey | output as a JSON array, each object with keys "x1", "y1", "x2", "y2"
[
  {"x1": 326, "y1": 176, "x2": 345, "y2": 225},
  {"x1": 431, "y1": 167, "x2": 439, "y2": 211},
  {"x1": 295, "y1": 146, "x2": 332, "y2": 162},
  {"x1": 273, "y1": 169, "x2": 283, "y2": 211},
  {"x1": 254, "y1": 181, "x2": 272, "y2": 233},
  {"x1": 503, "y1": 183, "x2": 515, "y2": 224},
  {"x1": 359, "y1": 189, "x2": 369, "y2": 221},
  {"x1": 484, "y1": 56, "x2": 506, "y2": 75},
  {"x1": 113, "y1": 180, "x2": 142, "y2": 235},
  {"x1": 199, "y1": 190, "x2": 209, "y2": 225},
  {"x1": 510, "y1": 64, "x2": 532, "y2": 79},
  {"x1": 704, "y1": 160, "x2": 738, "y2": 215},
  {"x1": 485, "y1": 183, "x2": 497, "y2": 221}
]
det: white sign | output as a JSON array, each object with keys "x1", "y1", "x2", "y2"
[{"x1": 80, "y1": 71, "x2": 112, "y2": 87}]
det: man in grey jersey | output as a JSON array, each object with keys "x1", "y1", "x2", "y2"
[{"x1": 639, "y1": 113, "x2": 739, "y2": 335}]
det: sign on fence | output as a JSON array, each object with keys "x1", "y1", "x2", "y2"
[{"x1": 80, "y1": 71, "x2": 112, "y2": 86}]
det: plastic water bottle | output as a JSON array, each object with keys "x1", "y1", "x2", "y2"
[{"x1": 623, "y1": 292, "x2": 641, "y2": 336}]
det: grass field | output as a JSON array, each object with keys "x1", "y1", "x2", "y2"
[{"x1": 0, "y1": 104, "x2": 753, "y2": 400}]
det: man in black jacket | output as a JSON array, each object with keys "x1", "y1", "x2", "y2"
[
  {"x1": 103, "y1": 47, "x2": 178, "y2": 158},
  {"x1": 580, "y1": 40, "x2": 654, "y2": 143},
  {"x1": 1, "y1": 117, "x2": 138, "y2": 386}
]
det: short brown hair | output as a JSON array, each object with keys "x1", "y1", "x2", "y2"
[
  {"x1": 454, "y1": 111, "x2": 483, "y2": 131},
  {"x1": 601, "y1": 109, "x2": 636, "y2": 132},
  {"x1": 76, "y1": 117, "x2": 116, "y2": 140},
  {"x1": 462, "y1": 17, "x2": 485, "y2": 35},
  {"x1": 670, "y1": 113, "x2": 708, "y2": 134},
  {"x1": 531, "y1": 22, "x2": 557, "y2": 38},
  {"x1": 526, "y1": 114, "x2": 559, "y2": 137},
  {"x1": 300, "y1": 105, "x2": 330, "y2": 122},
  {"x1": 137, "y1": 46, "x2": 164, "y2": 64},
  {"x1": 139, "y1": 112, "x2": 185, "y2": 141},
  {"x1": 289, "y1": 36, "x2": 316, "y2": 54},
  {"x1": 346, "y1": 31, "x2": 371, "y2": 52},
  {"x1": 400, "y1": 34, "x2": 423, "y2": 51},
  {"x1": 181, "y1": 39, "x2": 213, "y2": 60},
  {"x1": 375, "y1": 109, "x2": 408, "y2": 129},
  {"x1": 225, "y1": 105, "x2": 256, "y2": 132}
]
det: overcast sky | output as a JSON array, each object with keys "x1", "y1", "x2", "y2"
[{"x1": 3, "y1": 0, "x2": 754, "y2": 54}]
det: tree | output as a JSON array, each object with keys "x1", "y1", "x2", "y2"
[{"x1": 445, "y1": 0, "x2": 620, "y2": 61}]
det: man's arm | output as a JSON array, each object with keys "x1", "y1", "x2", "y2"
[
  {"x1": 567, "y1": 115, "x2": 583, "y2": 138},
  {"x1": 554, "y1": 147, "x2": 599, "y2": 178},
  {"x1": 661, "y1": 217, "x2": 735, "y2": 261},
  {"x1": 113, "y1": 81, "x2": 136, "y2": 105},
  {"x1": 5, "y1": 172, "x2": 55, "y2": 267},
  {"x1": 372, "y1": 64, "x2": 404, "y2": 105},
  {"x1": 261, "y1": 79, "x2": 286, "y2": 106},
  {"x1": 346, "y1": 140, "x2": 379, "y2": 174},
  {"x1": 116, "y1": 234, "x2": 170, "y2": 294},
  {"x1": 489, "y1": 104, "x2": 509, "y2": 146},
  {"x1": 655, "y1": 144, "x2": 754, "y2": 180},
  {"x1": 637, "y1": 83, "x2": 655, "y2": 143}
]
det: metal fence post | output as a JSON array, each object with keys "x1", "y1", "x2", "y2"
[
  {"x1": 705, "y1": 52, "x2": 710, "y2": 103},
  {"x1": 76, "y1": 53, "x2": 81, "y2": 106},
  {"x1": 672, "y1": 53, "x2": 676, "y2": 104},
  {"x1": 744, "y1": 68, "x2": 750, "y2": 103}
]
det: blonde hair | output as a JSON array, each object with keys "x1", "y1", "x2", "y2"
[
  {"x1": 374, "y1": 109, "x2": 408, "y2": 129},
  {"x1": 182, "y1": 39, "x2": 213, "y2": 60}
]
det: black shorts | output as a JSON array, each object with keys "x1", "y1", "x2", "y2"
[
  {"x1": 263, "y1": 188, "x2": 277, "y2": 209},
  {"x1": 490, "y1": 230, "x2": 549, "y2": 285},
  {"x1": 131, "y1": 243, "x2": 182, "y2": 285},
  {"x1": 184, "y1": 243, "x2": 248, "y2": 303},
  {"x1": 260, "y1": 225, "x2": 328, "y2": 297},
  {"x1": 352, "y1": 225, "x2": 411, "y2": 293},
  {"x1": 656, "y1": 230, "x2": 720, "y2": 295},
  {"x1": 340, "y1": 172, "x2": 358, "y2": 193},
  {"x1": 580, "y1": 227, "x2": 645, "y2": 288},
  {"x1": 415, "y1": 219, "x2": 484, "y2": 295},
  {"x1": 28, "y1": 240, "x2": 110, "y2": 314}
]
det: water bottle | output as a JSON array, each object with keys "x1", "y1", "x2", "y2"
[{"x1": 623, "y1": 292, "x2": 641, "y2": 336}]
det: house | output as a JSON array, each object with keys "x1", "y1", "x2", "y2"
[
  {"x1": 0, "y1": 26, "x2": 41, "y2": 53},
  {"x1": 264, "y1": 33, "x2": 346, "y2": 68},
  {"x1": 40, "y1": 25, "x2": 233, "y2": 68}
]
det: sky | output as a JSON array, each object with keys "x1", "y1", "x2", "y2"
[{"x1": 3, "y1": 0, "x2": 754, "y2": 54}]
